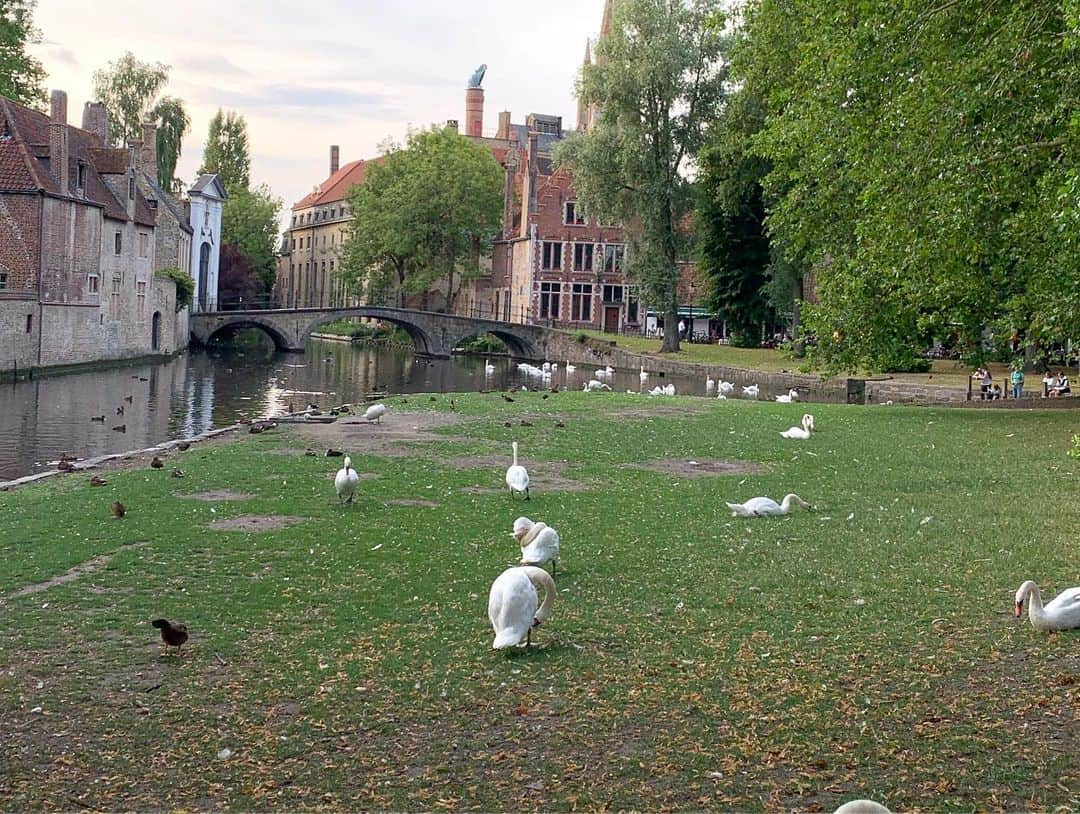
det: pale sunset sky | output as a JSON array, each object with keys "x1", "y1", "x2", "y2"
[{"x1": 31, "y1": 0, "x2": 603, "y2": 216}]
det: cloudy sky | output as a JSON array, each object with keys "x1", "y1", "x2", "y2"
[{"x1": 31, "y1": 0, "x2": 602, "y2": 216}]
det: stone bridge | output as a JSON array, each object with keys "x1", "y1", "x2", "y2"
[{"x1": 189, "y1": 306, "x2": 554, "y2": 359}]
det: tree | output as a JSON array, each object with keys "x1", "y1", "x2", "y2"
[
  {"x1": 0, "y1": 0, "x2": 45, "y2": 108},
  {"x1": 340, "y1": 127, "x2": 503, "y2": 311},
  {"x1": 198, "y1": 110, "x2": 250, "y2": 193},
  {"x1": 221, "y1": 185, "x2": 282, "y2": 292},
  {"x1": 90, "y1": 52, "x2": 189, "y2": 191},
  {"x1": 736, "y1": 0, "x2": 1078, "y2": 370},
  {"x1": 216, "y1": 244, "x2": 263, "y2": 308},
  {"x1": 555, "y1": 0, "x2": 729, "y2": 352}
]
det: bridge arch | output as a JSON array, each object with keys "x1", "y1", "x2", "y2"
[
  {"x1": 300, "y1": 312, "x2": 435, "y2": 355},
  {"x1": 196, "y1": 317, "x2": 294, "y2": 352},
  {"x1": 448, "y1": 327, "x2": 538, "y2": 359}
]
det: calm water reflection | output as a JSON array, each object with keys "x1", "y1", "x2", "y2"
[{"x1": 0, "y1": 336, "x2": 757, "y2": 481}]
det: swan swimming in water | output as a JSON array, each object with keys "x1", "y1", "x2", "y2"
[
  {"x1": 512, "y1": 516, "x2": 560, "y2": 574},
  {"x1": 775, "y1": 388, "x2": 799, "y2": 403},
  {"x1": 639, "y1": 365, "x2": 649, "y2": 385},
  {"x1": 565, "y1": 360, "x2": 576, "y2": 373},
  {"x1": 364, "y1": 403, "x2": 386, "y2": 424},
  {"x1": 505, "y1": 441, "x2": 530, "y2": 500},
  {"x1": 742, "y1": 384, "x2": 759, "y2": 399},
  {"x1": 488, "y1": 566, "x2": 556, "y2": 649},
  {"x1": 780, "y1": 413, "x2": 815, "y2": 440},
  {"x1": 484, "y1": 359, "x2": 496, "y2": 375},
  {"x1": 334, "y1": 456, "x2": 359, "y2": 505},
  {"x1": 726, "y1": 493, "x2": 812, "y2": 517},
  {"x1": 706, "y1": 376, "x2": 716, "y2": 394},
  {"x1": 1014, "y1": 580, "x2": 1080, "y2": 631}
]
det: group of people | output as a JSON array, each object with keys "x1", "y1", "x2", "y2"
[{"x1": 972, "y1": 365, "x2": 1072, "y2": 399}]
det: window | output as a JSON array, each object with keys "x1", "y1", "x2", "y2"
[
  {"x1": 541, "y1": 241, "x2": 562, "y2": 270},
  {"x1": 573, "y1": 243, "x2": 593, "y2": 272},
  {"x1": 114, "y1": 232, "x2": 122, "y2": 255},
  {"x1": 291, "y1": 238, "x2": 296, "y2": 250},
  {"x1": 128, "y1": 174, "x2": 135, "y2": 200},
  {"x1": 25, "y1": 313, "x2": 32, "y2": 333},
  {"x1": 87, "y1": 274, "x2": 100, "y2": 294},
  {"x1": 0, "y1": 272, "x2": 7, "y2": 290},
  {"x1": 571, "y1": 283, "x2": 592, "y2": 322},
  {"x1": 111, "y1": 276, "x2": 121, "y2": 296},
  {"x1": 564, "y1": 201, "x2": 585, "y2": 225},
  {"x1": 603, "y1": 244, "x2": 625, "y2": 273},
  {"x1": 138, "y1": 232, "x2": 149, "y2": 258},
  {"x1": 540, "y1": 282, "x2": 561, "y2": 319},
  {"x1": 321, "y1": 234, "x2": 325, "y2": 247},
  {"x1": 603, "y1": 284, "x2": 624, "y2": 302},
  {"x1": 331, "y1": 232, "x2": 335, "y2": 246},
  {"x1": 627, "y1": 287, "x2": 640, "y2": 322},
  {"x1": 137, "y1": 280, "x2": 147, "y2": 312},
  {"x1": 330, "y1": 208, "x2": 336, "y2": 219},
  {"x1": 329, "y1": 260, "x2": 334, "y2": 271},
  {"x1": 77, "y1": 162, "x2": 87, "y2": 189},
  {"x1": 292, "y1": 216, "x2": 297, "y2": 226},
  {"x1": 315, "y1": 211, "x2": 321, "y2": 222}
]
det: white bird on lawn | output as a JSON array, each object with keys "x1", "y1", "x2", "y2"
[
  {"x1": 1014, "y1": 580, "x2": 1080, "y2": 631},
  {"x1": 512, "y1": 516, "x2": 560, "y2": 574},
  {"x1": 488, "y1": 566, "x2": 556, "y2": 649},
  {"x1": 725, "y1": 493, "x2": 812, "y2": 517},
  {"x1": 364, "y1": 403, "x2": 386, "y2": 424},
  {"x1": 565, "y1": 360, "x2": 576, "y2": 373},
  {"x1": 833, "y1": 802, "x2": 891, "y2": 814},
  {"x1": 780, "y1": 413, "x2": 815, "y2": 440},
  {"x1": 584, "y1": 379, "x2": 611, "y2": 391},
  {"x1": 484, "y1": 359, "x2": 496, "y2": 375},
  {"x1": 334, "y1": 456, "x2": 360, "y2": 505},
  {"x1": 639, "y1": 365, "x2": 649, "y2": 385},
  {"x1": 718, "y1": 380, "x2": 734, "y2": 395},
  {"x1": 505, "y1": 441, "x2": 530, "y2": 500},
  {"x1": 648, "y1": 385, "x2": 664, "y2": 396},
  {"x1": 742, "y1": 384, "x2": 760, "y2": 399},
  {"x1": 663, "y1": 383, "x2": 676, "y2": 396},
  {"x1": 775, "y1": 388, "x2": 799, "y2": 403},
  {"x1": 706, "y1": 376, "x2": 716, "y2": 394}
]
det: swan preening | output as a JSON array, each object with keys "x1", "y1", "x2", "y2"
[
  {"x1": 775, "y1": 388, "x2": 799, "y2": 403},
  {"x1": 512, "y1": 516, "x2": 560, "y2": 573},
  {"x1": 584, "y1": 379, "x2": 612, "y2": 391},
  {"x1": 488, "y1": 565, "x2": 556, "y2": 649},
  {"x1": 364, "y1": 403, "x2": 386, "y2": 424},
  {"x1": 726, "y1": 493, "x2": 812, "y2": 517},
  {"x1": 1014, "y1": 580, "x2": 1080, "y2": 631},
  {"x1": 505, "y1": 441, "x2": 530, "y2": 500},
  {"x1": 742, "y1": 384, "x2": 759, "y2": 399},
  {"x1": 718, "y1": 380, "x2": 734, "y2": 395},
  {"x1": 648, "y1": 384, "x2": 676, "y2": 396},
  {"x1": 780, "y1": 413, "x2": 815, "y2": 440},
  {"x1": 334, "y1": 456, "x2": 360, "y2": 505}
]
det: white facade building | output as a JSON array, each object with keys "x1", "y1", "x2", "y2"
[{"x1": 188, "y1": 175, "x2": 227, "y2": 313}]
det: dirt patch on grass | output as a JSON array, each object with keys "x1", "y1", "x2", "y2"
[
  {"x1": 323, "y1": 471, "x2": 380, "y2": 481},
  {"x1": 207, "y1": 515, "x2": 306, "y2": 532},
  {"x1": 611, "y1": 405, "x2": 710, "y2": 419},
  {"x1": 454, "y1": 457, "x2": 592, "y2": 494},
  {"x1": 177, "y1": 490, "x2": 254, "y2": 502},
  {"x1": 623, "y1": 458, "x2": 766, "y2": 477},
  {"x1": 283, "y1": 410, "x2": 465, "y2": 457},
  {"x1": 384, "y1": 498, "x2": 440, "y2": 508},
  {"x1": 7, "y1": 541, "x2": 147, "y2": 599}
]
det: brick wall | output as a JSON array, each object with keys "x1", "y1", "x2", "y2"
[
  {"x1": 0, "y1": 193, "x2": 40, "y2": 296},
  {"x1": 0, "y1": 301, "x2": 39, "y2": 369}
]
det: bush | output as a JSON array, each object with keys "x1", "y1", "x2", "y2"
[
  {"x1": 457, "y1": 335, "x2": 505, "y2": 354},
  {"x1": 575, "y1": 332, "x2": 589, "y2": 344},
  {"x1": 157, "y1": 268, "x2": 194, "y2": 312}
]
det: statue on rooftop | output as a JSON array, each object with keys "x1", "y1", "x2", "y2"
[{"x1": 468, "y1": 64, "x2": 487, "y2": 88}]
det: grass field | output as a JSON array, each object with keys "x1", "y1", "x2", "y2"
[{"x1": 2, "y1": 393, "x2": 1079, "y2": 811}]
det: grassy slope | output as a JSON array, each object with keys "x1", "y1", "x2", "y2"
[{"x1": 1, "y1": 393, "x2": 1079, "y2": 811}]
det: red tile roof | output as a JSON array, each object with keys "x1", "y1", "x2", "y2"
[{"x1": 293, "y1": 158, "x2": 373, "y2": 208}]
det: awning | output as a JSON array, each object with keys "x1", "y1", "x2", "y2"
[{"x1": 646, "y1": 307, "x2": 715, "y2": 319}]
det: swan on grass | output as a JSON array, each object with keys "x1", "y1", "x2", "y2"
[
  {"x1": 718, "y1": 380, "x2": 734, "y2": 395},
  {"x1": 833, "y1": 802, "x2": 891, "y2": 814},
  {"x1": 364, "y1": 403, "x2": 386, "y2": 424},
  {"x1": 505, "y1": 441, "x2": 530, "y2": 500},
  {"x1": 742, "y1": 384, "x2": 759, "y2": 399},
  {"x1": 726, "y1": 493, "x2": 812, "y2": 517},
  {"x1": 512, "y1": 516, "x2": 560, "y2": 574},
  {"x1": 488, "y1": 566, "x2": 556, "y2": 649},
  {"x1": 780, "y1": 413, "x2": 815, "y2": 440},
  {"x1": 706, "y1": 376, "x2": 716, "y2": 394},
  {"x1": 1014, "y1": 580, "x2": 1080, "y2": 631},
  {"x1": 775, "y1": 388, "x2": 799, "y2": 403},
  {"x1": 334, "y1": 456, "x2": 360, "y2": 505},
  {"x1": 584, "y1": 379, "x2": 611, "y2": 391}
]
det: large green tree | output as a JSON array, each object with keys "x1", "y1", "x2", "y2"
[
  {"x1": 737, "y1": 0, "x2": 1079, "y2": 370},
  {"x1": 198, "y1": 110, "x2": 250, "y2": 193},
  {"x1": 221, "y1": 185, "x2": 282, "y2": 293},
  {"x1": 90, "y1": 52, "x2": 189, "y2": 190},
  {"x1": 0, "y1": 0, "x2": 45, "y2": 108},
  {"x1": 340, "y1": 127, "x2": 503, "y2": 311},
  {"x1": 555, "y1": 0, "x2": 729, "y2": 352}
]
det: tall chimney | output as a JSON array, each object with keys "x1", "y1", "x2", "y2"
[
  {"x1": 48, "y1": 90, "x2": 70, "y2": 193},
  {"x1": 81, "y1": 101, "x2": 108, "y2": 145},
  {"x1": 330, "y1": 144, "x2": 340, "y2": 175},
  {"x1": 497, "y1": 111, "x2": 511, "y2": 140},
  {"x1": 140, "y1": 122, "x2": 158, "y2": 178},
  {"x1": 465, "y1": 86, "x2": 484, "y2": 137}
]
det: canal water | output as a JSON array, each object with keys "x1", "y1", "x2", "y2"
[{"x1": 0, "y1": 336, "x2": 775, "y2": 481}]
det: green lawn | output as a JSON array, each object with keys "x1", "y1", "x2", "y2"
[{"x1": 1, "y1": 393, "x2": 1079, "y2": 811}]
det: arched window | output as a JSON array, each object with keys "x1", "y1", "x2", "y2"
[
  {"x1": 151, "y1": 311, "x2": 162, "y2": 351},
  {"x1": 198, "y1": 242, "x2": 210, "y2": 311}
]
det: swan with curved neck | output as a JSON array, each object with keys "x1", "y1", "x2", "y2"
[
  {"x1": 488, "y1": 566, "x2": 556, "y2": 649},
  {"x1": 512, "y1": 516, "x2": 560, "y2": 574},
  {"x1": 726, "y1": 493, "x2": 812, "y2": 517},
  {"x1": 505, "y1": 441, "x2": 530, "y2": 500},
  {"x1": 743, "y1": 384, "x2": 759, "y2": 399},
  {"x1": 781, "y1": 413, "x2": 815, "y2": 440},
  {"x1": 1015, "y1": 580, "x2": 1080, "y2": 631},
  {"x1": 639, "y1": 365, "x2": 648, "y2": 384},
  {"x1": 775, "y1": 388, "x2": 799, "y2": 403}
]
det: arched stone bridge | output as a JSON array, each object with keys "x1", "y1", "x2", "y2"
[{"x1": 189, "y1": 306, "x2": 554, "y2": 359}]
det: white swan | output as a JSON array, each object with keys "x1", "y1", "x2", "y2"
[
  {"x1": 505, "y1": 441, "x2": 530, "y2": 500},
  {"x1": 648, "y1": 385, "x2": 664, "y2": 396},
  {"x1": 833, "y1": 802, "x2": 891, "y2": 814},
  {"x1": 718, "y1": 380, "x2": 734, "y2": 395},
  {"x1": 716, "y1": 393, "x2": 727, "y2": 400},
  {"x1": 542, "y1": 362, "x2": 551, "y2": 372},
  {"x1": 364, "y1": 403, "x2": 386, "y2": 424},
  {"x1": 775, "y1": 388, "x2": 799, "y2": 403},
  {"x1": 726, "y1": 493, "x2": 812, "y2": 517},
  {"x1": 663, "y1": 383, "x2": 676, "y2": 396},
  {"x1": 565, "y1": 360, "x2": 576, "y2": 373},
  {"x1": 639, "y1": 365, "x2": 649, "y2": 384},
  {"x1": 484, "y1": 359, "x2": 496, "y2": 375},
  {"x1": 334, "y1": 456, "x2": 359, "y2": 505},
  {"x1": 584, "y1": 379, "x2": 611, "y2": 391},
  {"x1": 706, "y1": 376, "x2": 716, "y2": 394},
  {"x1": 512, "y1": 516, "x2": 560, "y2": 574},
  {"x1": 742, "y1": 384, "x2": 759, "y2": 399},
  {"x1": 488, "y1": 566, "x2": 556, "y2": 649},
  {"x1": 1015, "y1": 580, "x2": 1080, "y2": 631},
  {"x1": 780, "y1": 413, "x2": 815, "y2": 440},
  {"x1": 604, "y1": 365, "x2": 615, "y2": 376}
]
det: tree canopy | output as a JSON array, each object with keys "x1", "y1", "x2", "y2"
[
  {"x1": 732, "y1": 0, "x2": 1079, "y2": 369},
  {"x1": 556, "y1": 0, "x2": 729, "y2": 352},
  {"x1": 340, "y1": 127, "x2": 503, "y2": 311},
  {"x1": 198, "y1": 110, "x2": 251, "y2": 193},
  {"x1": 221, "y1": 185, "x2": 282, "y2": 293},
  {"x1": 0, "y1": 0, "x2": 45, "y2": 109}
]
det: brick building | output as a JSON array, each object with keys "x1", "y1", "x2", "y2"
[{"x1": 0, "y1": 90, "x2": 188, "y2": 374}]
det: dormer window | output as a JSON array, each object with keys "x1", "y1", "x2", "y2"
[{"x1": 77, "y1": 162, "x2": 87, "y2": 190}]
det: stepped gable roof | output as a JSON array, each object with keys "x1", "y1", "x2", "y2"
[
  {"x1": 293, "y1": 158, "x2": 372, "y2": 209},
  {"x1": 0, "y1": 95, "x2": 156, "y2": 226}
]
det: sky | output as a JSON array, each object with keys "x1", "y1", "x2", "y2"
[{"x1": 30, "y1": 0, "x2": 602, "y2": 220}]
